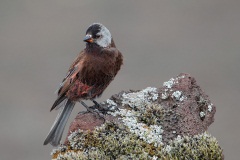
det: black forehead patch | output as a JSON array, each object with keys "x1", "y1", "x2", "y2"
[{"x1": 86, "y1": 24, "x2": 101, "y2": 37}]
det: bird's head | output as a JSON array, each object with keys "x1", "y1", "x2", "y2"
[{"x1": 84, "y1": 23, "x2": 112, "y2": 48}]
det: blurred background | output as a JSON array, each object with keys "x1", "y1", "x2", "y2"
[{"x1": 0, "y1": 0, "x2": 239, "y2": 159}]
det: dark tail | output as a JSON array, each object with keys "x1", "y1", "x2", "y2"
[{"x1": 44, "y1": 99, "x2": 75, "y2": 146}]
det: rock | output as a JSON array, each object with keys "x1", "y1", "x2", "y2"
[{"x1": 52, "y1": 73, "x2": 223, "y2": 160}]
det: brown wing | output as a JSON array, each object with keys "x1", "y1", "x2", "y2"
[
  {"x1": 50, "y1": 46, "x2": 123, "y2": 110},
  {"x1": 50, "y1": 52, "x2": 84, "y2": 111}
]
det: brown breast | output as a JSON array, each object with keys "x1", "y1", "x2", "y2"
[{"x1": 66, "y1": 46, "x2": 123, "y2": 100}]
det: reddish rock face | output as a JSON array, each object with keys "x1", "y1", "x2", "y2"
[
  {"x1": 158, "y1": 73, "x2": 216, "y2": 142},
  {"x1": 65, "y1": 73, "x2": 216, "y2": 144}
]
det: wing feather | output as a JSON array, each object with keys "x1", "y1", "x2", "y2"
[{"x1": 50, "y1": 52, "x2": 84, "y2": 111}]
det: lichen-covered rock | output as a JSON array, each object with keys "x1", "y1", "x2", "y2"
[
  {"x1": 51, "y1": 73, "x2": 223, "y2": 160},
  {"x1": 52, "y1": 127, "x2": 223, "y2": 160}
]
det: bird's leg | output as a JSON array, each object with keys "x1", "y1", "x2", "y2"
[
  {"x1": 92, "y1": 100, "x2": 101, "y2": 108},
  {"x1": 80, "y1": 101, "x2": 105, "y2": 121},
  {"x1": 92, "y1": 100, "x2": 108, "y2": 112},
  {"x1": 80, "y1": 101, "x2": 95, "y2": 113}
]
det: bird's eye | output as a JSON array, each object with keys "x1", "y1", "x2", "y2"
[{"x1": 96, "y1": 35, "x2": 101, "y2": 38}]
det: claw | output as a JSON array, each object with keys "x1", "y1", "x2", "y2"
[{"x1": 80, "y1": 101, "x2": 105, "y2": 121}]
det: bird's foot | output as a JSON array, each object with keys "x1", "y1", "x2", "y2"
[
  {"x1": 92, "y1": 100, "x2": 109, "y2": 113},
  {"x1": 80, "y1": 101, "x2": 105, "y2": 122}
]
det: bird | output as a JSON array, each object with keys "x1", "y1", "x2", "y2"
[{"x1": 43, "y1": 23, "x2": 123, "y2": 146}]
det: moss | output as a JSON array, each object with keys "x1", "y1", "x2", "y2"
[
  {"x1": 138, "y1": 104, "x2": 164, "y2": 126},
  {"x1": 52, "y1": 122, "x2": 223, "y2": 160},
  {"x1": 53, "y1": 122, "x2": 152, "y2": 159},
  {"x1": 157, "y1": 133, "x2": 223, "y2": 160}
]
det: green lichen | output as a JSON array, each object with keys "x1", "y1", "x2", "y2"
[
  {"x1": 158, "y1": 133, "x2": 223, "y2": 160},
  {"x1": 53, "y1": 122, "x2": 152, "y2": 159},
  {"x1": 138, "y1": 104, "x2": 164, "y2": 126},
  {"x1": 52, "y1": 122, "x2": 223, "y2": 160}
]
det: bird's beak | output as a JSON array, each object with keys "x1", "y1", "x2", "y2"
[{"x1": 83, "y1": 34, "x2": 94, "y2": 43}]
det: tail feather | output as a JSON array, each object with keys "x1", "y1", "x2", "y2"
[
  {"x1": 50, "y1": 94, "x2": 66, "y2": 111},
  {"x1": 44, "y1": 100, "x2": 75, "y2": 146}
]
